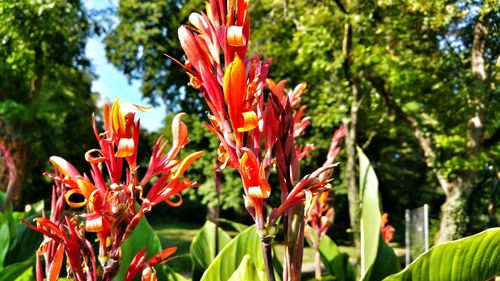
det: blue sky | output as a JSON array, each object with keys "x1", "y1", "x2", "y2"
[{"x1": 85, "y1": 0, "x2": 166, "y2": 131}]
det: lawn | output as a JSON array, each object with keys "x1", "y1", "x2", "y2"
[{"x1": 151, "y1": 220, "x2": 203, "y2": 275}]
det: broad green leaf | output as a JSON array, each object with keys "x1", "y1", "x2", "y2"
[
  {"x1": 384, "y1": 228, "x2": 500, "y2": 281},
  {"x1": 0, "y1": 192, "x2": 16, "y2": 241},
  {"x1": 156, "y1": 261, "x2": 190, "y2": 281},
  {"x1": 0, "y1": 213, "x2": 11, "y2": 269},
  {"x1": 358, "y1": 147, "x2": 400, "y2": 281},
  {"x1": 114, "y1": 216, "x2": 163, "y2": 281},
  {"x1": 318, "y1": 234, "x2": 356, "y2": 281},
  {"x1": 271, "y1": 246, "x2": 283, "y2": 281},
  {"x1": 228, "y1": 255, "x2": 264, "y2": 281},
  {"x1": 305, "y1": 227, "x2": 355, "y2": 281},
  {"x1": 190, "y1": 220, "x2": 232, "y2": 280},
  {"x1": 6, "y1": 213, "x2": 42, "y2": 264},
  {"x1": 200, "y1": 225, "x2": 266, "y2": 281},
  {"x1": 0, "y1": 257, "x2": 34, "y2": 281}
]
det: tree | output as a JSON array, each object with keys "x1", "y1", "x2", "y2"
[
  {"x1": 0, "y1": 0, "x2": 98, "y2": 206},
  {"x1": 250, "y1": 0, "x2": 499, "y2": 243},
  {"x1": 104, "y1": 0, "x2": 204, "y2": 112},
  {"x1": 103, "y1": 0, "x2": 499, "y2": 244}
]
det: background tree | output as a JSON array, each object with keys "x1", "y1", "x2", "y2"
[
  {"x1": 0, "y1": 0, "x2": 98, "y2": 206},
  {"x1": 105, "y1": 0, "x2": 204, "y2": 112},
  {"x1": 250, "y1": 0, "x2": 499, "y2": 243},
  {"x1": 104, "y1": 0, "x2": 499, "y2": 244}
]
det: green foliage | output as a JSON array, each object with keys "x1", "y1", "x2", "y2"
[
  {"x1": 228, "y1": 255, "x2": 264, "y2": 281},
  {"x1": 105, "y1": 0, "x2": 204, "y2": 111},
  {"x1": 190, "y1": 221, "x2": 232, "y2": 280},
  {"x1": 306, "y1": 227, "x2": 356, "y2": 281},
  {"x1": 200, "y1": 225, "x2": 265, "y2": 281},
  {"x1": 217, "y1": 218, "x2": 249, "y2": 233},
  {"x1": 0, "y1": 193, "x2": 42, "y2": 280},
  {"x1": 115, "y1": 216, "x2": 165, "y2": 281},
  {"x1": 0, "y1": 258, "x2": 34, "y2": 281},
  {"x1": 384, "y1": 228, "x2": 500, "y2": 281},
  {"x1": 358, "y1": 147, "x2": 401, "y2": 281},
  {"x1": 0, "y1": 0, "x2": 98, "y2": 205},
  {"x1": 250, "y1": 0, "x2": 499, "y2": 241}
]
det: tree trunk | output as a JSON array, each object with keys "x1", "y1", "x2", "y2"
[
  {"x1": 0, "y1": 122, "x2": 29, "y2": 209},
  {"x1": 341, "y1": 5, "x2": 361, "y2": 250},
  {"x1": 345, "y1": 83, "x2": 361, "y2": 251},
  {"x1": 1, "y1": 42, "x2": 43, "y2": 208},
  {"x1": 436, "y1": 182, "x2": 469, "y2": 243}
]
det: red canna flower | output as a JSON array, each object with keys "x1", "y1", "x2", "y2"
[
  {"x1": 177, "y1": 0, "x2": 339, "y2": 236},
  {"x1": 381, "y1": 213, "x2": 396, "y2": 243},
  {"x1": 176, "y1": 2, "x2": 344, "y2": 280},
  {"x1": 124, "y1": 247, "x2": 177, "y2": 281},
  {"x1": 25, "y1": 98, "x2": 201, "y2": 281}
]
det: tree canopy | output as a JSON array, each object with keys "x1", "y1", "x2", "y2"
[
  {"x1": 93, "y1": 0, "x2": 500, "y2": 242},
  {"x1": 0, "y1": 0, "x2": 98, "y2": 205}
]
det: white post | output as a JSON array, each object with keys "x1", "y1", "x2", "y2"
[
  {"x1": 424, "y1": 204, "x2": 429, "y2": 251},
  {"x1": 405, "y1": 209, "x2": 410, "y2": 267}
]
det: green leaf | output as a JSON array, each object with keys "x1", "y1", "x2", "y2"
[
  {"x1": 0, "y1": 213, "x2": 11, "y2": 269},
  {"x1": 305, "y1": 227, "x2": 355, "y2": 281},
  {"x1": 190, "y1": 220, "x2": 232, "y2": 280},
  {"x1": 318, "y1": 234, "x2": 356, "y2": 281},
  {"x1": 114, "y1": 216, "x2": 163, "y2": 281},
  {"x1": 384, "y1": 228, "x2": 500, "y2": 281},
  {"x1": 0, "y1": 257, "x2": 34, "y2": 281},
  {"x1": 156, "y1": 261, "x2": 190, "y2": 281},
  {"x1": 228, "y1": 255, "x2": 265, "y2": 281},
  {"x1": 358, "y1": 147, "x2": 400, "y2": 281},
  {"x1": 6, "y1": 213, "x2": 42, "y2": 265},
  {"x1": 200, "y1": 225, "x2": 266, "y2": 281}
]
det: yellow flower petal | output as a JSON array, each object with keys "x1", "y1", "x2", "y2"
[
  {"x1": 65, "y1": 189, "x2": 87, "y2": 208},
  {"x1": 173, "y1": 151, "x2": 204, "y2": 179},
  {"x1": 237, "y1": 111, "x2": 257, "y2": 132}
]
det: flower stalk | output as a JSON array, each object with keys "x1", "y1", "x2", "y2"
[{"x1": 176, "y1": 1, "x2": 341, "y2": 280}]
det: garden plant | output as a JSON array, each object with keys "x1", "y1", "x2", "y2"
[{"x1": 1, "y1": 0, "x2": 499, "y2": 281}]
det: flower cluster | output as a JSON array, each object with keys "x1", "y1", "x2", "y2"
[
  {"x1": 23, "y1": 99, "x2": 202, "y2": 281},
  {"x1": 176, "y1": 0, "x2": 339, "y2": 241}
]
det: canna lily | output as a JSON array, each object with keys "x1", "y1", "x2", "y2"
[
  {"x1": 224, "y1": 55, "x2": 258, "y2": 138},
  {"x1": 381, "y1": 213, "x2": 396, "y2": 243},
  {"x1": 240, "y1": 150, "x2": 270, "y2": 199},
  {"x1": 48, "y1": 156, "x2": 96, "y2": 208},
  {"x1": 0, "y1": 144, "x2": 17, "y2": 210},
  {"x1": 125, "y1": 247, "x2": 177, "y2": 281},
  {"x1": 176, "y1": 1, "x2": 342, "y2": 280},
  {"x1": 25, "y1": 98, "x2": 201, "y2": 281}
]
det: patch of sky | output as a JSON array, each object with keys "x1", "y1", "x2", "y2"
[{"x1": 85, "y1": 0, "x2": 167, "y2": 132}]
